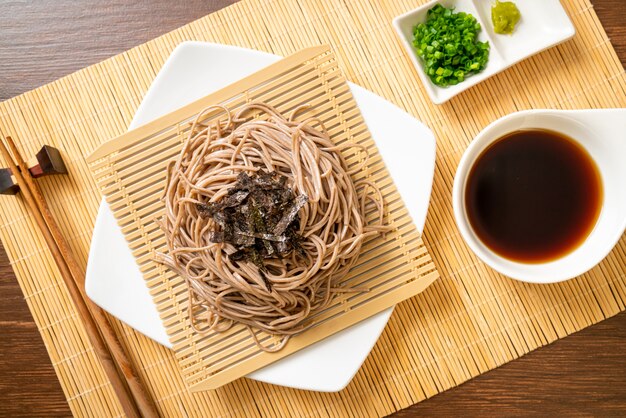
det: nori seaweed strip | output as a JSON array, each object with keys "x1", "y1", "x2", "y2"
[
  {"x1": 236, "y1": 232, "x2": 288, "y2": 242},
  {"x1": 207, "y1": 231, "x2": 225, "y2": 242},
  {"x1": 197, "y1": 170, "x2": 307, "y2": 269},
  {"x1": 212, "y1": 210, "x2": 228, "y2": 228},
  {"x1": 222, "y1": 190, "x2": 250, "y2": 207},
  {"x1": 274, "y1": 194, "x2": 308, "y2": 235},
  {"x1": 248, "y1": 197, "x2": 275, "y2": 256},
  {"x1": 197, "y1": 190, "x2": 249, "y2": 216}
]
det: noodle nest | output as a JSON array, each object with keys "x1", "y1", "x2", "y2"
[{"x1": 159, "y1": 102, "x2": 387, "y2": 351}]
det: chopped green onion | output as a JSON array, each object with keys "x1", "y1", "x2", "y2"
[{"x1": 412, "y1": 4, "x2": 490, "y2": 87}]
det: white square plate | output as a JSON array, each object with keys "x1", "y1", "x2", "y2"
[
  {"x1": 393, "y1": 0, "x2": 575, "y2": 104},
  {"x1": 85, "y1": 42, "x2": 437, "y2": 392}
]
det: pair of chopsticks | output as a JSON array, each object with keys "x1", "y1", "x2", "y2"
[{"x1": 0, "y1": 136, "x2": 159, "y2": 418}]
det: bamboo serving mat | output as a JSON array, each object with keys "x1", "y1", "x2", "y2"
[
  {"x1": 0, "y1": 0, "x2": 624, "y2": 416},
  {"x1": 86, "y1": 45, "x2": 439, "y2": 391}
]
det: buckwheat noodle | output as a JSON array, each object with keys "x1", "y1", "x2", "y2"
[{"x1": 158, "y1": 102, "x2": 388, "y2": 352}]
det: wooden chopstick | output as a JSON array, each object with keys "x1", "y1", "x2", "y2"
[{"x1": 0, "y1": 137, "x2": 159, "y2": 418}]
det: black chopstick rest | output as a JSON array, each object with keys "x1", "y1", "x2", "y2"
[{"x1": 0, "y1": 145, "x2": 68, "y2": 195}]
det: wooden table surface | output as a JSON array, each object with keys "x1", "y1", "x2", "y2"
[{"x1": 0, "y1": 1, "x2": 624, "y2": 416}]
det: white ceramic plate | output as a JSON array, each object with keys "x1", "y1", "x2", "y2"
[
  {"x1": 85, "y1": 42, "x2": 436, "y2": 391},
  {"x1": 393, "y1": 0, "x2": 576, "y2": 104}
]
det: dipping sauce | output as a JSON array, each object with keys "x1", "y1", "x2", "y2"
[{"x1": 465, "y1": 129, "x2": 603, "y2": 263}]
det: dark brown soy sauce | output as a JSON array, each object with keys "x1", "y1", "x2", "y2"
[{"x1": 465, "y1": 129, "x2": 603, "y2": 263}]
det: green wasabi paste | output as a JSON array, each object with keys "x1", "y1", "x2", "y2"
[{"x1": 491, "y1": 0, "x2": 521, "y2": 34}]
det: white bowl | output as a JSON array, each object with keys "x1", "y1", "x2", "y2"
[
  {"x1": 392, "y1": 0, "x2": 575, "y2": 104},
  {"x1": 453, "y1": 109, "x2": 626, "y2": 283}
]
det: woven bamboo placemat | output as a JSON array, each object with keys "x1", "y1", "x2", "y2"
[{"x1": 0, "y1": 0, "x2": 624, "y2": 416}]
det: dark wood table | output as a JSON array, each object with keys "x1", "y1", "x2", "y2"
[{"x1": 1, "y1": 1, "x2": 624, "y2": 416}]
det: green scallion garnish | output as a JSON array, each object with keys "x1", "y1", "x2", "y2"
[{"x1": 412, "y1": 4, "x2": 490, "y2": 87}]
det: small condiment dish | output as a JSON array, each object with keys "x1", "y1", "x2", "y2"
[
  {"x1": 392, "y1": 0, "x2": 575, "y2": 104},
  {"x1": 453, "y1": 109, "x2": 626, "y2": 283}
]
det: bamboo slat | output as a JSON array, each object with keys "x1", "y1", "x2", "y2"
[{"x1": 0, "y1": 0, "x2": 624, "y2": 416}]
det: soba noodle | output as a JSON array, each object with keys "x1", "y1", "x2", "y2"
[{"x1": 158, "y1": 102, "x2": 388, "y2": 352}]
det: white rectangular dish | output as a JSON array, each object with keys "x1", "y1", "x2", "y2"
[{"x1": 393, "y1": 0, "x2": 576, "y2": 104}]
